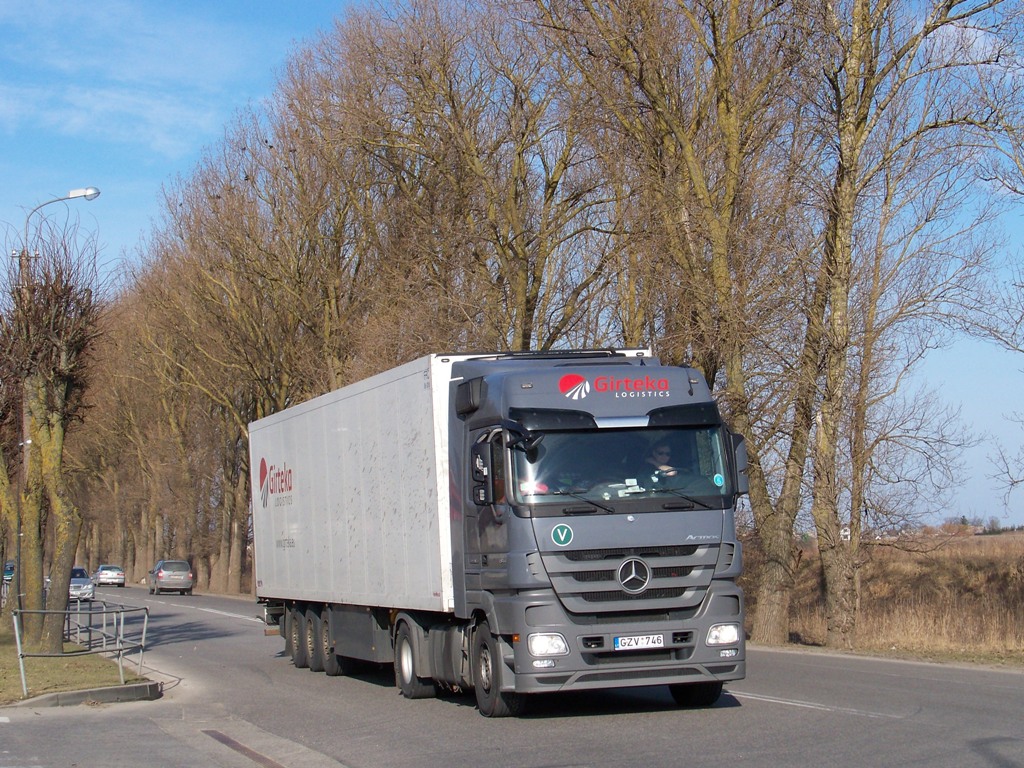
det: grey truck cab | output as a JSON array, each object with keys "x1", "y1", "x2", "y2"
[{"x1": 448, "y1": 350, "x2": 746, "y2": 714}]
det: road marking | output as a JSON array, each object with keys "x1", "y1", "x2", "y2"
[
  {"x1": 0, "y1": 716, "x2": 9, "y2": 722},
  {"x1": 157, "y1": 602, "x2": 263, "y2": 622},
  {"x1": 193, "y1": 606, "x2": 263, "y2": 622},
  {"x1": 729, "y1": 690, "x2": 904, "y2": 719},
  {"x1": 203, "y1": 730, "x2": 288, "y2": 768}
]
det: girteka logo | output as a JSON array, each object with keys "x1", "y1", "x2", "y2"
[
  {"x1": 258, "y1": 457, "x2": 293, "y2": 509},
  {"x1": 558, "y1": 374, "x2": 591, "y2": 400},
  {"x1": 558, "y1": 373, "x2": 672, "y2": 400}
]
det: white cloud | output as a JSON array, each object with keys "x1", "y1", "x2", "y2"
[{"x1": 0, "y1": 1, "x2": 270, "y2": 158}]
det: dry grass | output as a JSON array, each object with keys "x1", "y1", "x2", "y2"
[
  {"x1": 0, "y1": 622, "x2": 145, "y2": 705},
  {"x1": 782, "y1": 531, "x2": 1024, "y2": 665}
]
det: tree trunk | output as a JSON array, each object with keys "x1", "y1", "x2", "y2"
[
  {"x1": 750, "y1": 511, "x2": 796, "y2": 644},
  {"x1": 819, "y1": 537, "x2": 858, "y2": 649}
]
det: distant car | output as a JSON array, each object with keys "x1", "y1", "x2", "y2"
[
  {"x1": 91, "y1": 564, "x2": 126, "y2": 587},
  {"x1": 2, "y1": 561, "x2": 13, "y2": 582},
  {"x1": 68, "y1": 567, "x2": 95, "y2": 601},
  {"x1": 148, "y1": 560, "x2": 194, "y2": 595}
]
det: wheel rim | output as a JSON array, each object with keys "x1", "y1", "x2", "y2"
[
  {"x1": 399, "y1": 636, "x2": 414, "y2": 683},
  {"x1": 321, "y1": 620, "x2": 330, "y2": 659},
  {"x1": 305, "y1": 616, "x2": 316, "y2": 659},
  {"x1": 478, "y1": 641, "x2": 493, "y2": 694}
]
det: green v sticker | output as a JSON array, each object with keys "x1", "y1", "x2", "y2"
[{"x1": 552, "y1": 524, "x2": 573, "y2": 547}]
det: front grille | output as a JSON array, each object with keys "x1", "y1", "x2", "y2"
[
  {"x1": 579, "y1": 587, "x2": 692, "y2": 602},
  {"x1": 564, "y1": 545, "x2": 699, "y2": 562},
  {"x1": 541, "y1": 543, "x2": 718, "y2": 614},
  {"x1": 570, "y1": 566, "x2": 695, "y2": 585}
]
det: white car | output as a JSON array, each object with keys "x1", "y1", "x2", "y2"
[{"x1": 91, "y1": 564, "x2": 126, "y2": 587}]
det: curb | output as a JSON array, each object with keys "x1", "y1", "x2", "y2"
[{"x1": 10, "y1": 679, "x2": 162, "y2": 708}]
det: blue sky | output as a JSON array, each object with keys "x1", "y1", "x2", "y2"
[
  {"x1": 1, "y1": 1, "x2": 1022, "y2": 527},
  {"x1": 0, "y1": 1, "x2": 350, "y2": 273}
]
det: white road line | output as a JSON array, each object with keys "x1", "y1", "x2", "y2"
[
  {"x1": 177, "y1": 604, "x2": 263, "y2": 622},
  {"x1": 729, "y1": 690, "x2": 904, "y2": 719}
]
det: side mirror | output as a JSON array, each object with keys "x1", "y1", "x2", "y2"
[
  {"x1": 500, "y1": 419, "x2": 544, "y2": 454},
  {"x1": 731, "y1": 432, "x2": 749, "y2": 495},
  {"x1": 471, "y1": 443, "x2": 493, "y2": 505}
]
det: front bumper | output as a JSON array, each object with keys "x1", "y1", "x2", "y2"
[{"x1": 493, "y1": 581, "x2": 745, "y2": 695}]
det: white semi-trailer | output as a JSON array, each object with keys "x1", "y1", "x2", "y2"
[{"x1": 250, "y1": 350, "x2": 747, "y2": 716}]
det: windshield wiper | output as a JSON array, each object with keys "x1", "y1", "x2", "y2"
[
  {"x1": 550, "y1": 488, "x2": 616, "y2": 514},
  {"x1": 658, "y1": 487, "x2": 712, "y2": 509}
]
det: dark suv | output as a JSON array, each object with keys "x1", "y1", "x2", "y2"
[{"x1": 148, "y1": 560, "x2": 194, "y2": 595}]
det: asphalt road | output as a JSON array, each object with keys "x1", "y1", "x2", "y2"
[{"x1": 1, "y1": 586, "x2": 1022, "y2": 768}]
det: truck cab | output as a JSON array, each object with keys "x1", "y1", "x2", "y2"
[{"x1": 448, "y1": 350, "x2": 746, "y2": 715}]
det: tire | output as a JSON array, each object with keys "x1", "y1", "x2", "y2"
[
  {"x1": 283, "y1": 609, "x2": 294, "y2": 658},
  {"x1": 319, "y1": 610, "x2": 343, "y2": 677},
  {"x1": 290, "y1": 607, "x2": 309, "y2": 669},
  {"x1": 305, "y1": 608, "x2": 324, "y2": 672},
  {"x1": 669, "y1": 681, "x2": 723, "y2": 707},
  {"x1": 394, "y1": 622, "x2": 436, "y2": 699},
  {"x1": 472, "y1": 620, "x2": 524, "y2": 717}
]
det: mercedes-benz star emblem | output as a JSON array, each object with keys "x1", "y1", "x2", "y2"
[{"x1": 617, "y1": 558, "x2": 651, "y2": 594}]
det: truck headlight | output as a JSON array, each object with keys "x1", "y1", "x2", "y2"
[
  {"x1": 528, "y1": 633, "x2": 570, "y2": 656},
  {"x1": 706, "y1": 623, "x2": 740, "y2": 646}
]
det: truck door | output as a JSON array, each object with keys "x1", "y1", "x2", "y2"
[{"x1": 465, "y1": 433, "x2": 510, "y2": 595}]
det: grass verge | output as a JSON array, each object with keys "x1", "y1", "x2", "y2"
[{"x1": 0, "y1": 622, "x2": 146, "y2": 706}]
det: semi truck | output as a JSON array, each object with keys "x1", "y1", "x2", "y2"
[{"x1": 250, "y1": 349, "x2": 747, "y2": 716}]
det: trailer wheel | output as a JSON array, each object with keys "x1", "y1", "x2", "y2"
[
  {"x1": 669, "y1": 681, "x2": 723, "y2": 707},
  {"x1": 289, "y1": 607, "x2": 308, "y2": 668},
  {"x1": 471, "y1": 621, "x2": 524, "y2": 717},
  {"x1": 305, "y1": 608, "x2": 324, "y2": 672},
  {"x1": 283, "y1": 610, "x2": 294, "y2": 657},
  {"x1": 394, "y1": 622, "x2": 436, "y2": 699},
  {"x1": 319, "y1": 610, "x2": 343, "y2": 676}
]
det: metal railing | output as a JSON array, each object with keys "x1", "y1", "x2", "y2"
[{"x1": 11, "y1": 600, "x2": 150, "y2": 698}]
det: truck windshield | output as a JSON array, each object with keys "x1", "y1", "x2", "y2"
[{"x1": 510, "y1": 427, "x2": 732, "y2": 508}]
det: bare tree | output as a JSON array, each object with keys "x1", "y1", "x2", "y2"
[
  {"x1": 965, "y1": 45, "x2": 1024, "y2": 499},
  {"x1": 534, "y1": 0, "x2": 827, "y2": 645},
  {"x1": 0, "y1": 219, "x2": 102, "y2": 650},
  {"x1": 802, "y1": 0, "x2": 1011, "y2": 647}
]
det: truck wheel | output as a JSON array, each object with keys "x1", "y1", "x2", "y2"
[
  {"x1": 394, "y1": 622, "x2": 436, "y2": 699},
  {"x1": 305, "y1": 608, "x2": 324, "y2": 672},
  {"x1": 472, "y1": 621, "x2": 524, "y2": 717},
  {"x1": 669, "y1": 681, "x2": 723, "y2": 707},
  {"x1": 319, "y1": 611, "x2": 344, "y2": 677},
  {"x1": 283, "y1": 610, "x2": 294, "y2": 657},
  {"x1": 290, "y1": 607, "x2": 308, "y2": 668}
]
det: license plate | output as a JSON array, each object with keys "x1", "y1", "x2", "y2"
[{"x1": 613, "y1": 633, "x2": 664, "y2": 650}]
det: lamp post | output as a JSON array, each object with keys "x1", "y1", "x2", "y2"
[{"x1": 13, "y1": 187, "x2": 100, "y2": 611}]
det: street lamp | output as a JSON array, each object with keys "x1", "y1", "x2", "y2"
[
  {"x1": 13, "y1": 187, "x2": 100, "y2": 611},
  {"x1": 20, "y1": 187, "x2": 101, "y2": 278}
]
